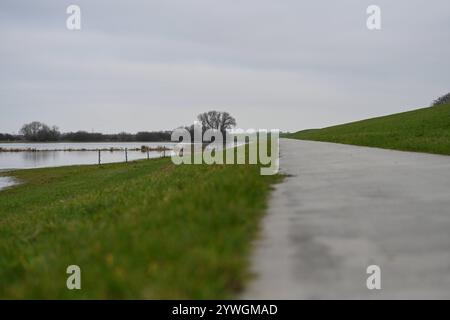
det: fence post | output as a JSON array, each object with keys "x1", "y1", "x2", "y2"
[
  {"x1": 98, "y1": 150, "x2": 101, "y2": 165},
  {"x1": 163, "y1": 149, "x2": 166, "y2": 158},
  {"x1": 125, "y1": 148, "x2": 128, "y2": 163},
  {"x1": 147, "y1": 150, "x2": 149, "y2": 160}
]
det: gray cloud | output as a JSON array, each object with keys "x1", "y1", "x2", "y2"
[{"x1": 1, "y1": 0, "x2": 449, "y2": 133}]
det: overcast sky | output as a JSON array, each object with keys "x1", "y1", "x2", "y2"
[{"x1": 1, "y1": 0, "x2": 449, "y2": 133}]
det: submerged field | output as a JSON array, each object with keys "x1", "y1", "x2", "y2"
[
  {"x1": 286, "y1": 103, "x2": 450, "y2": 155},
  {"x1": 0, "y1": 154, "x2": 280, "y2": 299}
]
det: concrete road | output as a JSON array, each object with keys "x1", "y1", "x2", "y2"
[{"x1": 243, "y1": 139, "x2": 450, "y2": 299}]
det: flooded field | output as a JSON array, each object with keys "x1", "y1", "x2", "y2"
[
  {"x1": 0, "y1": 142, "x2": 175, "y2": 170},
  {"x1": 0, "y1": 176, "x2": 18, "y2": 191}
]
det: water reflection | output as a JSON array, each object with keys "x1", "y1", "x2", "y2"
[
  {"x1": 0, "y1": 141, "x2": 237, "y2": 170},
  {"x1": 0, "y1": 142, "x2": 176, "y2": 170},
  {"x1": 0, "y1": 176, "x2": 17, "y2": 191},
  {"x1": 22, "y1": 151, "x2": 60, "y2": 166},
  {"x1": 0, "y1": 142, "x2": 175, "y2": 151}
]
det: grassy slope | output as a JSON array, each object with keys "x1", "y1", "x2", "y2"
[
  {"x1": 286, "y1": 103, "x2": 450, "y2": 155},
  {"x1": 0, "y1": 155, "x2": 280, "y2": 299}
]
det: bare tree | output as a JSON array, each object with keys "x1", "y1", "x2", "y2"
[
  {"x1": 197, "y1": 111, "x2": 236, "y2": 132},
  {"x1": 20, "y1": 121, "x2": 60, "y2": 141},
  {"x1": 432, "y1": 92, "x2": 450, "y2": 106},
  {"x1": 20, "y1": 121, "x2": 43, "y2": 140}
]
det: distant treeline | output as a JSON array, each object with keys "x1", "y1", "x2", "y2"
[
  {"x1": 61, "y1": 131, "x2": 172, "y2": 142},
  {"x1": 0, "y1": 126, "x2": 172, "y2": 142},
  {"x1": 0, "y1": 133, "x2": 21, "y2": 141},
  {"x1": 2, "y1": 111, "x2": 238, "y2": 142}
]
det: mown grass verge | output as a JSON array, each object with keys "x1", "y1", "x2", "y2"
[
  {"x1": 0, "y1": 150, "x2": 281, "y2": 299},
  {"x1": 285, "y1": 103, "x2": 450, "y2": 155}
]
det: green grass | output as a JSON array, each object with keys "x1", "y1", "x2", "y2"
[
  {"x1": 286, "y1": 103, "x2": 450, "y2": 155},
  {"x1": 0, "y1": 153, "x2": 281, "y2": 299}
]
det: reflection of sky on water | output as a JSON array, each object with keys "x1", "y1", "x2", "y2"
[
  {"x1": 0, "y1": 176, "x2": 17, "y2": 191},
  {"x1": 0, "y1": 142, "x2": 175, "y2": 170},
  {"x1": 0, "y1": 142, "x2": 240, "y2": 170},
  {"x1": 22, "y1": 151, "x2": 60, "y2": 166},
  {"x1": 0, "y1": 150, "x2": 167, "y2": 170},
  {"x1": 0, "y1": 142, "x2": 175, "y2": 151}
]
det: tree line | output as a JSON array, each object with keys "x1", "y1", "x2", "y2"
[
  {"x1": 0, "y1": 121, "x2": 172, "y2": 142},
  {"x1": 0, "y1": 111, "x2": 237, "y2": 142}
]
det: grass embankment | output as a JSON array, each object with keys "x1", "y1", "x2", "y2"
[
  {"x1": 0, "y1": 152, "x2": 280, "y2": 299},
  {"x1": 286, "y1": 103, "x2": 450, "y2": 155}
]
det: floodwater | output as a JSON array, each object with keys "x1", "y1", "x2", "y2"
[
  {"x1": 0, "y1": 142, "x2": 176, "y2": 170},
  {"x1": 0, "y1": 176, "x2": 18, "y2": 191}
]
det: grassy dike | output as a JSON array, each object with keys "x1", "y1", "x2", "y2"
[
  {"x1": 0, "y1": 150, "x2": 281, "y2": 299},
  {"x1": 286, "y1": 103, "x2": 450, "y2": 155}
]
